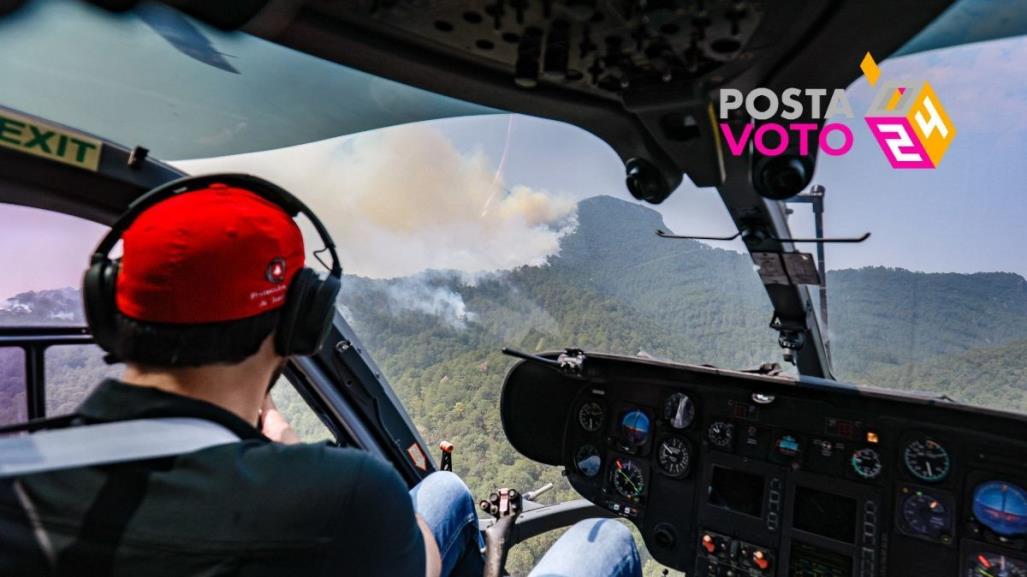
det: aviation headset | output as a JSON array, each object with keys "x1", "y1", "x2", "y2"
[{"x1": 83, "y1": 173, "x2": 342, "y2": 359}]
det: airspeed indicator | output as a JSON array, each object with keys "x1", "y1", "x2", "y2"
[{"x1": 904, "y1": 438, "x2": 950, "y2": 482}]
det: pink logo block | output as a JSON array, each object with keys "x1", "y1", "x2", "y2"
[{"x1": 865, "y1": 116, "x2": 935, "y2": 169}]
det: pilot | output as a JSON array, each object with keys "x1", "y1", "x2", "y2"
[{"x1": 0, "y1": 178, "x2": 641, "y2": 577}]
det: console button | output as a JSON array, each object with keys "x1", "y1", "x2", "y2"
[
  {"x1": 752, "y1": 550, "x2": 771, "y2": 572},
  {"x1": 702, "y1": 533, "x2": 717, "y2": 554}
]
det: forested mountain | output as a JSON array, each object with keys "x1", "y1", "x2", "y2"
[
  {"x1": 869, "y1": 338, "x2": 1027, "y2": 413},
  {"x1": 829, "y1": 268, "x2": 1027, "y2": 377},
  {"x1": 4, "y1": 195, "x2": 1027, "y2": 575},
  {"x1": 343, "y1": 195, "x2": 1027, "y2": 395}
]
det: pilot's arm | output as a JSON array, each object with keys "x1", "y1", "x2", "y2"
[
  {"x1": 340, "y1": 455, "x2": 435, "y2": 576},
  {"x1": 261, "y1": 397, "x2": 440, "y2": 577}
]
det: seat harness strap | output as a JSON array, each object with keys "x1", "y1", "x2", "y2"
[{"x1": 0, "y1": 418, "x2": 241, "y2": 478}]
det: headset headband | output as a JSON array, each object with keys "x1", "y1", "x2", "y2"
[{"x1": 91, "y1": 173, "x2": 342, "y2": 278}]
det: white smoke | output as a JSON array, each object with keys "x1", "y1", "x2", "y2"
[
  {"x1": 383, "y1": 274, "x2": 477, "y2": 329},
  {"x1": 173, "y1": 122, "x2": 578, "y2": 280}
]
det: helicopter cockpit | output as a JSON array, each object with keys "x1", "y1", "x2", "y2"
[{"x1": 1, "y1": 1, "x2": 1027, "y2": 576}]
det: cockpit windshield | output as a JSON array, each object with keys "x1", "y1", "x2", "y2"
[{"x1": 172, "y1": 34, "x2": 1027, "y2": 418}]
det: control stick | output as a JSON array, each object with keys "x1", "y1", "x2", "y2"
[{"x1": 480, "y1": 488, "x2": 522, "y2": 577}]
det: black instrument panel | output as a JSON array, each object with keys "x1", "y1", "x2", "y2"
[{"x1": 500, "y1": 353, "x2": 1027, "y2": 576}]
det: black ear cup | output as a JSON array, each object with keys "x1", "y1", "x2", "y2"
[
  {"x1": 275, "y1": 269, "x2": 341, "y2": 356},
  {"x1": 82, "y1": 259, "x2": 120, "y2": 355}
]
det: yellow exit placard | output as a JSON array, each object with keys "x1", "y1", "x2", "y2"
[{"x1": 0, "y1": 109, "x2": 103, "y2": 171}]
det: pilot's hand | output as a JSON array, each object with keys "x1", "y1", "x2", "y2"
[{"x1": 260, "y1": 394, "x2": 301, "y2": 444}]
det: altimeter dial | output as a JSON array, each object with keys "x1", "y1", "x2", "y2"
[{"x1": 657, "y1": 436, "x2": 692, "y2": 477}]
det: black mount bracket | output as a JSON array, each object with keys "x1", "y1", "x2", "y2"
[{"x1": 770, "y1": 313, "x2": 807, "y2": 365}]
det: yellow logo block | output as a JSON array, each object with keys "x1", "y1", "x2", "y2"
[{"x1": 908, "y1": 82, "x2": 956, "y2": 167}]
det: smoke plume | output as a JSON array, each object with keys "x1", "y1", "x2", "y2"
[{"x1": 174, "y1": 122, "x2": 578, "y2": 279}]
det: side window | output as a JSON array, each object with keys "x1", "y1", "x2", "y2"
[
  {"x1": 0, "y1": 204, "x2": 107, "y2": 327},
  {"x1": 45, "y1": 344, "x2": 124, "y2": 416},
  {"x1": 270, "y1": 375, "x2": 336, "y2": 444},
  {"x1": 0, "y1": 347, "x2": 27, "y2": 426},
  {"x1": 1, "y1": 204, "x2": 110, "y2": 420}
]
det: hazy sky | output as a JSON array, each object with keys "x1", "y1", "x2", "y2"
[{"x1": 2, "y1": 33, "x2": 1025, "y2": 301}]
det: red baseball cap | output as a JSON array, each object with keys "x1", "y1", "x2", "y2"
[{"x1": 115, "y1": 183, "x2": 305, "y2": 324}]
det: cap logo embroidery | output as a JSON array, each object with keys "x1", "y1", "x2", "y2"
[{"x1": 266, "y1": 257, "x2": 287, "y2": 284}]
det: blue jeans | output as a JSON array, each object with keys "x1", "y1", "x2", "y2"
[{"x1": 410, "y1": 472, "x2": 642, "y2": 577}]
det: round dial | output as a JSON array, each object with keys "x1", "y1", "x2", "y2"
[
  {"x1": 578, "y1": 401, "x2": 605, "y2": 432},
  {"x1": 900, "y1": 490, "x2": 952, "y2": 540},
  {"x1": 619, "y1": 410, "x2": 651, "y2": 447},
  {"x1": 851, "y1": 447, "x2": 883, "y2": 480},
  {"x1": 663, "y1": 392, "x2": 696, "y2": 429},
  {"x1": 707, "y1": 420, "x2": 735, "y2": 449},
  {"x1": 574, "y1": 444, "x2": 602, "y2": 478},
  {"x1": 967, "y1": 553, "x2": 1027, "y2": 577},
  {"x1": 610, "y1": 458, "x2": 646, "y2": 499},
  {"x1": 904, "y1": 438, "x2": 951, "y2": 482},
  {"x1": 657, "y1": 436, "x2": 691, "y2": 477},
  {"x1": 973, "y1": 481, "x2": 1027, "y2": 537}
]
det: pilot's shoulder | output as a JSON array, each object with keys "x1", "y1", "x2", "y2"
[{"x1": 237, "y1": 441, "x2": 404, "y2": 493}]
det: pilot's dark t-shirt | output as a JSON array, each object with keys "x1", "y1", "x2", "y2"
[{"x1": 0, "y1": 380, "x2": 426, "y2": 576}]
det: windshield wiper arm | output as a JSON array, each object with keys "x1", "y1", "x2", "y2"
[
  {"x1": 502, "y1": 347, "x2": 586, "y2": 376},
  {"x1": 657, "y1": 229, "x2": 870, "y2": 244}
]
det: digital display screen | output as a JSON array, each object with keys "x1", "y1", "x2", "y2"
[
  {"x1": 789, "y1": 541, "x2": 852, "y2": 577},
  {"x1": 708, "y1": 466, "x2": 764, "y2": 517},
  {"x1": 793, "y1": 486, "x2": 858, "y2": 543}
]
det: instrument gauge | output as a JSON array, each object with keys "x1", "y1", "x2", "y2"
[
  {"x1": 574, "y1": 444, "x2": 602, "y2": 478},
  {"x1": 966, "y1": 552, "x2": 1027, "y2": 577},
  {"x1": 851, "y1": 447, "x2": 883, "y2": 480},
  {"x1": 707, "y1": 420, "x2": 735, "y2": 449},
  {"x1": 619, "y1": 410, "x2": 651, "y2": 447},
  {"x1": 663, "y1": 392, "x2": 695, "y2": 429},
  {"x1": 899, "y1": 489, "x2": 953, "y2": 541},
  {"x1": 578, "y1": 401, "x2": 605, "y2": 433},
  {"x1": 656, "y1": 436, "x2": 692, "y2": 478},
  {"x1": 973, "y1": 481, "x2": 1027, "y2": 537},
  {"x1": 610, "y1": 458, "x2": 646, "y2": 500},
  {"x1": 904, "y1": 438, "x2": 951, "y2": 482}
]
